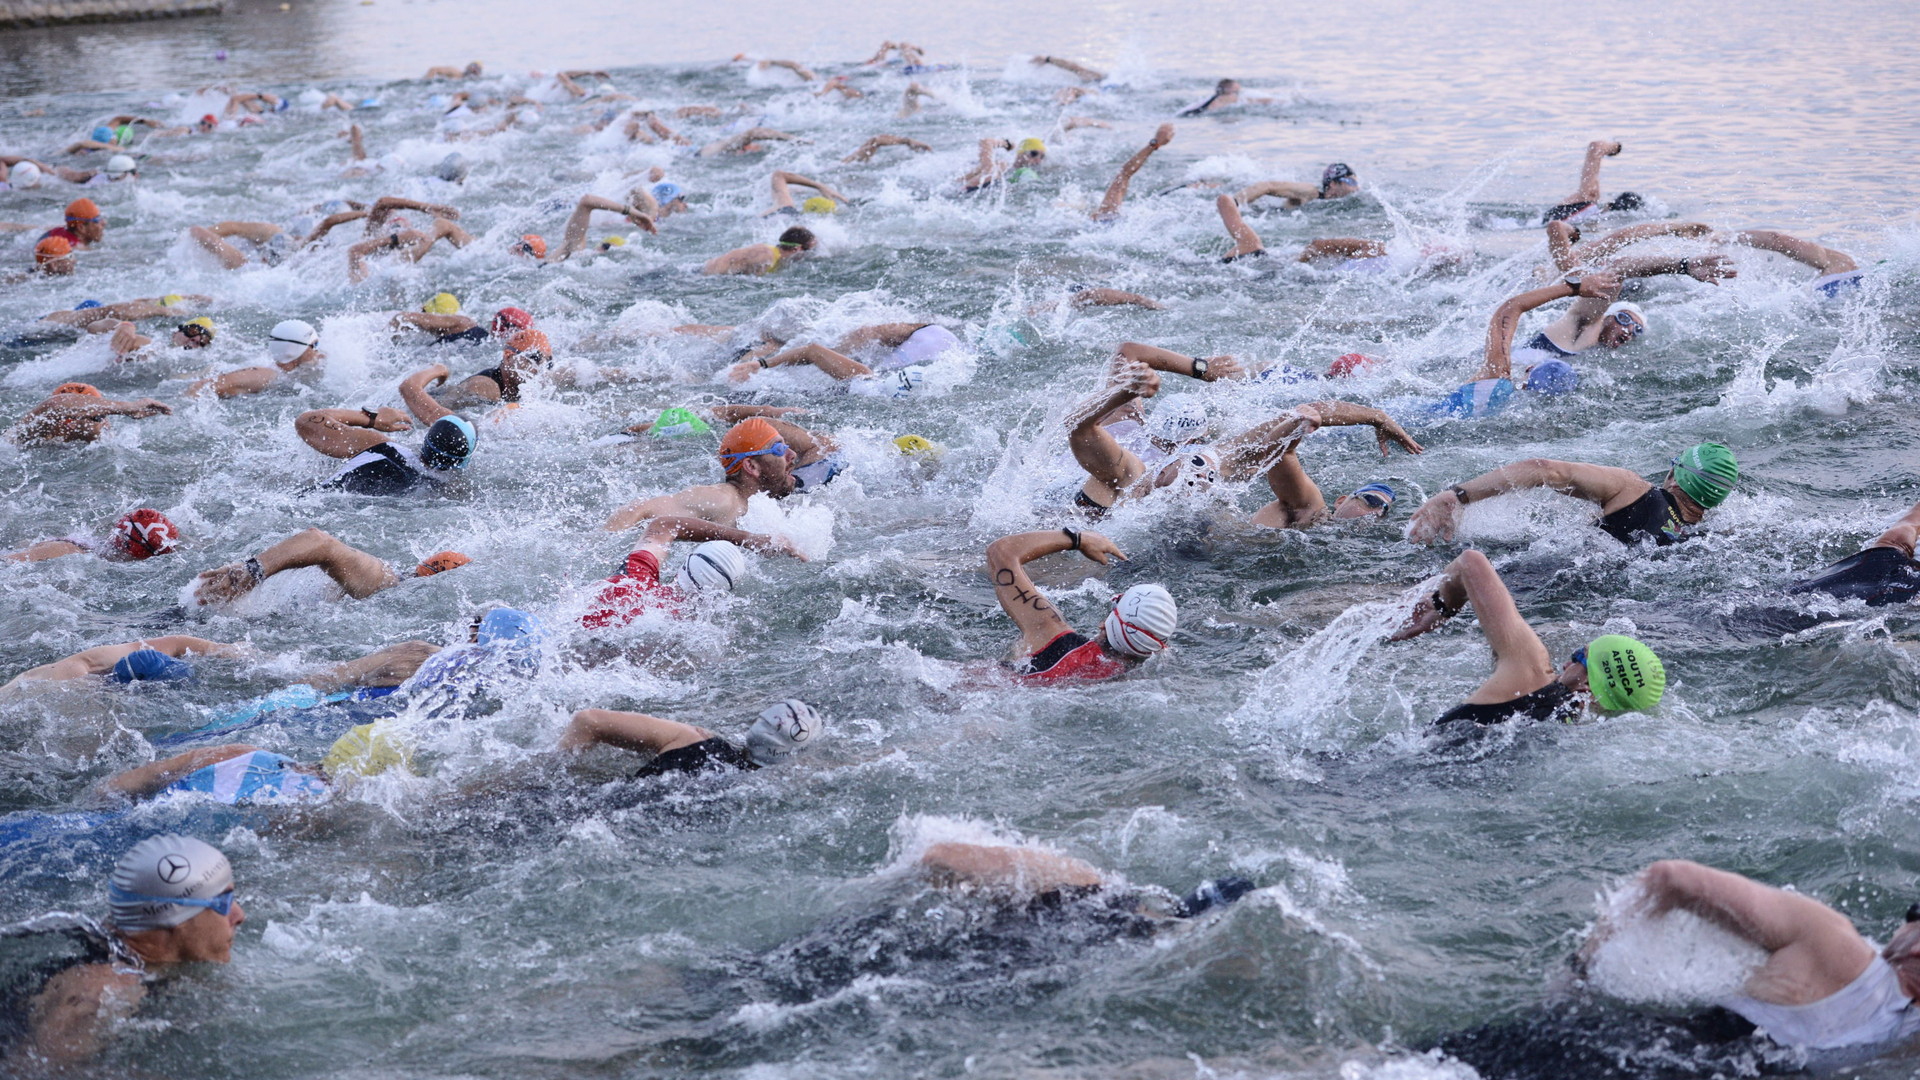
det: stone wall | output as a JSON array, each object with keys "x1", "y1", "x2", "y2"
[{"x1": 0, "y1": 0, "x2": 224, "y2": 30}]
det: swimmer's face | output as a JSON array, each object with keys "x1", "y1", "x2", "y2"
[
  {"x1": 1321, "y1": 179, "x2": 1358, "y2": 200},
  {"x1": 1331, "y1": 493, "x2": 1389, "y2": 520},
  {"x1": 69, "y1": 219, "x2": 105, "y2": 244},
  {"x1": 1558, "y1": 656, "x2": 1591, "y2": 695},
  {"x1": 1019, "y1": 149, "x2": 1046, "y2": 166},
  {"x1": 38, "y1": 255, "x2": 76, "y2": 276},
  {"x1": 1883, "y1": 921, "x2": 1920, "y2": 962},
  {"x1": 163, "y1": 897, "x2": 246, "y2": 964},
  {"x1": 171, "y1": 328, "x2": 210, "y2": 349},
  {"x1": 1598, "y1": 312, "x2": 1645, "y2": 349},
  {"x1": 745, "y1": 446, "x2": 798, "y2": 498}
]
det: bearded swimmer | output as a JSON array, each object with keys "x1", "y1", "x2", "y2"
[
  {"x1": 604, "y1": 416, "x2": 834, "y2": 531},
  {"x1": 987, "y1": 528, "x2": 1176, "y2": 683}
]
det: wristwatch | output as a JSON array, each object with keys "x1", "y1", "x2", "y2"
[
  {"x1": 1563, "y1": 276, "x2": 1582, "y2": 297},
  {"x1": 1448, "y1": 484, "x2": 1472, "y2": 505},
  {"x1": 1190, "y1": 357, "x2": 1210, "y2": 380}
]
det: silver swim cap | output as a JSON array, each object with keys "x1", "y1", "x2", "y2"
[
  {"x1": 745, "y1": 699, "x2": 823, "y2": 765},
  {"x1": 109, "y1": 835, "x2": 233, "y2": 932}
]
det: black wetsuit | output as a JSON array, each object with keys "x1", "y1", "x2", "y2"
[
  {"x1": 1786, "y1": 546, "x2": 1920, "y2": 607},
  {"x1": 431, "y1": 325, "x2": 489, "y2": 346},
  {"x1": 1597, "y1": 487, "x2": 1686, "y2": 546},
  {"x1": 633, "y1": 737, "x2": 759, "y2": 780},
  {"x1": 0, "y1": 924, "x2": 138, "y2": 1055},
  {"x1": 468, "y1": 366, "x2": 515, "y2": 402},
  {"x1": 1434, "y1": 682, "x2": 1576, "y2": 727},
  {"x1": 317, "y1": 443, "x2": 443, "y2": 496}
]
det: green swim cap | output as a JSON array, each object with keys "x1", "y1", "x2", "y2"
[
  {"x1": 1584, "y1": 634, "x2": 1666, "y2": 712},
  {"x1": 1008, "y1": 166, "x2": 1037, "y2": 184},
  {"x1": 1671, "y1": 442, "x2": 1738, "y2": 508},
  {"x1": 651, "y1": 407, "x2": 711, "y2": 438}
]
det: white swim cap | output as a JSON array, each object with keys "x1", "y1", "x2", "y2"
[
  {"x1": 105, "y1": 155, "x2": 137, "y2": 178},
  {"x1": 1166, "y1": 450, "x2": 1221, "y2": 492},
  {"x1": 681, "y1": 540, "x2": 747, "y2": 592},
  {"x1": 1146, "y1": 398, "x2": 1208, "y2": 444},
  {"x1": 109, "y1": 834, "x2": 233, "y2": 932},
  {"x1": 1103, "y1": 583, "x2": 1177, "y2": 658},
  {"x1": 886, "y1": 366, "x2": 926, "y2": 399},
  {"x1": 10, "y1": 161, "x2": 42, "y2": 188},
  {"x1": 745, "y1": 699, "x2": 823, "y2": 765},
  {"x1": 1605, "y1": 301, "x2": 1648, "y2": 332},
  {"x1": 268, "y1": 318, "x2": 319, "y2": 362}
]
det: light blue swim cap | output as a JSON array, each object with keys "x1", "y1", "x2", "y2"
[
  {"x1": 651, "y1": 181, "x2": 682, "y2": 203},
  {"x1": 476, "y1": 607, "x2": 544, "y2": 646},
  {"x1": 91, "y1": 126, "x2": 114, "y2": 143},
  {"x1": 1525, "y1": 360, "x2": 1579, "y2": 396}
]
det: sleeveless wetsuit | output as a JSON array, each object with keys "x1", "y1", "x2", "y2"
[
  {"x1": 166, "y1": 750, "x2": 330, "y2": 803},
  {"x1": 634, "y1": 737, "x2": 759, "y2": 779},
  {"x1": 1543, "y1": 200, "x2": 1598, "y2": 224},
  {"x1": 1787, "y1": 546, "x2": 1920, "y2": 607},
  {"x1": 1596, "y1": 486, "x2": 1686, "y2": 546},
  {"x1": 320, "y1": 443, "x2": 443, "y2": 496},
  {"x1": 1015, "y1": 631, "x2": 1127, "y2": 684},
  {"x1": 432, "y1": 325, "x2": 489, "y2": 345},
  {"x1": 1720, "y1": 956, "x2": 1920, "y2": 1050},
  {"x1": 1434, "y1": 682, "x2": 1576, "y2": 727}
]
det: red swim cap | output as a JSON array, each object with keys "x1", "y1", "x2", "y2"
[
  {"x1": 1325, "y1": 352, "x2": 1381, "y2": 379},
  {"x1": 53, "y1": 382, "x2": 102, "y2": 397},
  {"x1": 414, "y1": 551, "x2": 472, "y2": 577},
  {"x1": 490, "y1": 307, "x2": 533, "y2": 334},
  {"x1": 64, "y1": 198, "x2": 101, "y2": 223},
  {"x1": 516, "y1": 234, "x2": 547, "y2": 258},
  {"x1": 112, "y1": 509, "x2": 179, "y2": 559}
]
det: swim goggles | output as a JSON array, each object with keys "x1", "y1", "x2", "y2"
[
  {"x1": 68, "y1": 215, "x2": 102, "y2": 224},
  {"x1": 177, "y1": 322, "x2": 212, "y2": 345},
  {"x1": 1669, "y1": 457, "x2": 1737, "y2": 496},
  {"x1": 1570, "y1": 647, "x2": 1588, "y2": 668},
  {"x1": 719, "y1": 439, "x2": 789, "y2": 470},
  {"x1": 1611, "y1": 311, "x2": 1646, "y2": 337},
  {"x1": 109, "y1": 885, "x2": 236, "y2": 917}
]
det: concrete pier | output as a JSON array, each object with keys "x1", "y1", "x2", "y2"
[{"x1": 0, "y1": 0, "x2": 223, "y2": 30}]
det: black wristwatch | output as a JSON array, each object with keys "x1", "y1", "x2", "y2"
[
  {"x1": 1061, "y1": 527, "x2": 1081, "y2": 550},
  {"x1": 1563, "y1": 276, "x2": 1582, "y2": 297},
  {"x1": 1190, "y1": 357, "x2": 1209, "y2": 380},
  {"x1": 1448, "y1": 484, "x2": 1472, "y2": 505},
  {"x1": 361, "y1": 406, "x2": 379, "y2": 425}
]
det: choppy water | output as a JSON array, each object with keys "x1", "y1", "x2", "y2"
[{"x1": 3, "y1": 2, "x2": 1920, "y2": 1077}]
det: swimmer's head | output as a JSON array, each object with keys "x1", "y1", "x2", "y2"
[
  {"x1": 1569, "y1": 634, "x2": 1666, "y2": 713},
  {"x1": 421, "y1": 292, "x2": 460, "y2": 315},
  {"x1": 717, "y1": 417, "x2": 795, "y2": 496},
  {"x1": 197, "y1": 114, "x2": 218, "y2": 131},
  {"x1": 91, "y1": 125, "x2": 114, "y2": 144},
  {"x1": 680, "y1": 540, "x2": 747, "y2": 592},
  {"x1": 1145, "y1": 397, "x2": 1209, "y2": 448},
  {"x1": 159, "y1": 293, "x2": 185, "y2": 308},
  {"x1": 473, "y1": 607, "x2": 544, "y2": 647},
  {"x1": 502, "y1": 328, "x2": 550, "y2": 364},
  {"x1": 1319, "y1": 162, "x2": 1358, "y2": 198},
  {"x1": 1523, "y1": 359, "x2": 1579, "y2": 395},
  {"x1": 513, "y1": 234, "x2": 547, "y2": 259},
  {"x1": 110, "y1": 648, "x2": 194, "y2": 684},
  {"x1": 1103, "y1": 583, "x2": 1177, "y2": 659},
  {"x1": 53, "y1": 382, "x2": 101, "y2": 398},
  {"x1": 420, "y1": 416, "x2": 478, "y2": 471},
  {"x1": 112, "y1": 509, "x2": 180, "y2": 559},
  {"x1": 433, "y1": 153, "x2": 470, "y2": 184},
  {"x1": 65, "y1": 198, "x2": 104, "y2": 242},
  {"x1": 74, "y1": 299, "x2": 102, "y2": 311},
  {"x1": 172, "y1": 316, "x2": 215, "y2": 349},
  {"x1": 267, "y1": 318, "x2": 319, "y2": 363},
  {"x1": 413, "y1": 551, "x2": 472, "y2": 577},
  {"x1": 1016, "y1": 137, "x2": 1047, "y2": 164},
  {"x1": 800, "y1": 196, "x2": 837, "y2": 214},
  {"x1": 1333, "y1": 482, "x2": 1395, "y2": 520},
  {"x1": 1598, "y1": 302, "x2": 1647, "y2": 348},
  {"x1": 34, "y1": 236, "x2": 76, "y2": 275},
  {"x1": 651, "y1": 181, "x2": 684, "y2": 205},
  {"x1": 1607, "y1": 191, "x2": 1645, "y2": 213},
  {"x1": 774, "y1": 226, "x2": 816, "y2": 254},
  {"x1": 650, "y1": 407, "x2": 711, "y2": 437},
  {"x1": 105, "y1": 155, "x2": 137, "y2": 180},
  {"x1": 598, "y1": 234, "x2": 626, "y2": 251},
  {"x1": 8, "y1": 161, "x2": 41, "y2": 188},
  {"x1": 1325, "y1": 352, "x2": 1381, "y2": 379},
  {"x1": 1154, "y1": 450, "x2": 1220, "y2": 494},
  {"x1": 1215, "y1": 78, "x2": 1242, "y2": 94},
  {"x1": 893, "y1": 434, "x2": 939, "y2": 456},
  {"x1": 745, "y1": 699, "x2": 824, "y2": 766},
  {"x1": 490, "y1": 307, "x2": 534, "y2": 336},
  {"x1": 1667, "y1": 442, "x2": 1738, "y2": 510},
  {"x1": 109, "y1": 835, "x2": 238, "y2": 948},
  {"x1": 463, "y1": 61, "x2": 483, "y2": 76}
]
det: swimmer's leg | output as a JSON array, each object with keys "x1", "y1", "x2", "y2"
[
  {"x1": 1091, "y1": 123, "x2": 1174, "y2": 222},
  {"x1": 1729, "y1": 229, "x2": 1858, "y2": 275},
  {"x1": 1215, "y1": 194, "x2": 1265, "y2": 259}
]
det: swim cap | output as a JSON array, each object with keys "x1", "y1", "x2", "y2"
[
  {"x1": 74, "y1": 299, "x2": 102, "y2": 310},
  {"x1": 893, "y1": 434, "x2": 938, "y2": 455},
  {"x1": 516, "y1": 234, "x2": 547, "y2": 258},
  {"x1": 1583, "y1": 634, "x2": 1666, "y2": 712},
  {"x1": 475, "y1": 607, "x2": 543, "y2": 645},
  {"x1": 106, "y1": 154, "x2": 136, "y2": 178},
  {"x1": 35, "y1": 236, "x2": 73, "y2": 264},
  {"x1": 159, "y1": 293, "x2": 185, "y2": 307},
  {"x1": 1351, "y1": 482, "x2": 1396, "y2": 512},
  {"x1": 717, "y1": 418, "x2": 783, "y2": 475},
  {"x1": 1017, "y1": 137, "x2": 1046, "y2": 155},
  {"x1": 1321, "y1": 162, "x2": 1357, "y2": 189},
  {"x1": 421, "y1": 292, "x2": 460, "y2": 315},
  {"x1": 1167, "y1": 450, "x2": 1220, "y2": 492},
  {"x1": 9, "y1": 161, "x2": 41, "y2": 188},
  {"x1": 1146, "y1": 398, "x2": 1208, "y2": 444},
  {"x1": 651, "y1": 407, "x2": 711, "y2": 437},
  {"x1": 91, "y1": 125, "x2": 114, "y2": 144},
  {"x1": 1606, "y1": 301, "x2": 1648, "y2": 333},
  {"x1": 321, "y1": 721, "x2": 413, "y2": 779},
  {"x1": 53, "y1": 382, "x2": 101, "y2": 397},
  {"x1": 1524, "y1": 359, "x2": 1579, "y2": 395},
  {"x1": 800, "y1": 196, "x2": 837, "y2": 214},
  {"x1": 113, "y1": 509, "x2": 180, "y2": 559},
  {"x1": 651, "y1": 181, "x2": 682, "y2": 203},
  {"x1": 745, "y1": 699, "x2": 823, "y2": 765},
  {"x1": 414, "y1": 551, "x2": 472, "y2": 577},
  {"x1": 110, "y1": 648, "x2": 194, "y2": 683},
  {"x1": 599, "y1": 234, "x2": 626, "y2": 250},
  {"x1": 267, "y1": 318, "x2": 319, "y2": 362},
  {"x1": 433, "y1": 152, "x2": 470, "y2": 184},
  {"x1": 109, "y1": 835, "x2": 232, "y2": 932},
  {"x1": 490, "y1": 307, "x2": 533, "y2": 335},
  {"x1": 65, "y1": 198, "x2": 101, "y2": 223},
  {"x1": 113, "y1": 124, "x2": 133, "y2": 144},
  {"x1": 1104, "y1": 583, "x2": 1177, "y2": 658},
  {"x1": 502, "y1": 327, "x2": 551, "y2": 361},
  {"x1": 1671, "y1": 442, "x2": 1739, "y2": 508},
  {"x1": 199, "y1": 113, "x2": 218, "y2": 127},
  {"x1": 1326, "y1": 352, "x2": 1380, "y2": 379},
  {"x1": 1607, "y1": 191, "x2": 1645, "y2": 212},
  {"x1": 181, "y1": 315, "x2": 216, "y2": 341},
  {"x1": 421, "y1": 416, "x2": 478, "y2": 471},
  {"x1": 681, "y1": 540, "x2": 747, "y2": 592}
]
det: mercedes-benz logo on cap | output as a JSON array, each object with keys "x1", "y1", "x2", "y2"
[{"x1": 157, "y1": 854, "x2": 190, "y2": 883}]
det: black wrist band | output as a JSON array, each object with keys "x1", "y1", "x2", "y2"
[
  {"x1": 1448, "y1": 484, "x2": 1471, "y2": 505},
  {"x1": 362, "y1": 407, "x2": 379, "y2": 425},
  {"x1": 244, "y1": 557, "x2": 264, "y2": 583},
  {"x1": 757, "y1": 356, "x2": 769, "y2": 368},
  {"x1": 1061, "y1": 527, "x2": 1081, "y2": 550},
  {"x1": 1432, "y1": 589, "x2": 1460, "y2": 617}
]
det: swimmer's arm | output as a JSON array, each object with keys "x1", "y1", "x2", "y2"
[
  {"x1": 837, "y1": 323, "x2": 924, "y2": 351},
  {"x1": 7, "y1": 540, "x2": 89, "y2": 562},
  {"x1": 561, "y1": 709, "x2": 711, "y2": 755},
  {"x1": 208, "y1": 221, "x2": 284, "y2": 243},
  {"x1": 557, "y1": 195, "x2": 656, "y2": 259},
  {"x1": 841, "y1": 135, "x2": 930, "y2": 163},
  {"x1": 747, "y1": 343, "x2": 871, "y2": 381},
  {"x1": 985, "y1": 532, "x2": 1094, "y2": 654},
  {"x1": 64, "y1": 140, "x2": 118, "y2": 154},
  {"x1": 1455, "y1": 458, "x2": 1648, "y2": 510},
  {"x1": 645, "y1": 516, "x2": 807, "y2": 561},
  {"x1": 1067, "y1": 364, "x2": 1157, "y2": 498},
  {"x1": 1545, "y1": 221, "x2": 1579, "y2": 271},
  {"x1": 1637, "y1": 860, "x2": 1860, "y2": 958},
  {"x1": 605, "y1": 491, "x2": 707, "y2": 532},
  {"x1": 307, "y1": 641, "x2": 441, "y2": 693},
  {"x1": 1031, "y1": 55, "x2": 1105, "y2": 82},
  {"x1": 19, "y1": 962, "x2": 146, "y2": 1067},
  {"x1": 1868, "y1": 502, "x2": 1920, "y2": 556},
  {"x1": 1604, "y1": 252, "x2": 1736, "y2": 284},
  {"x1": 1292, "y1": 401, "x2": 1424, "y2": 457},
  {"x1": 367, "y1": 196, "x2": 460, "y2": 229},
  {"x1": 303, "y1": 209, "x2": 368, "y2": 245},
  {"x1": 919, "y1": 842, "x2": 1106, "y2": 891},
  {"x1": 399, "y1": 364, "x2": 455, "y2": 423},
  {"x1": 1235, "y1": 180, "x2": 1318, "y2": 208},
  {"x1": 391, "y1": 312, "x2": 477, "y2": 336},
  {"x1": 1475, "y1": 274, "x2": 1620, "y2": 382},
  {"x1": 1070, "y1": 289, "x2": 1163, "y2": 310},
  {"x1": 1216, "y1": 413, "x2": 1317, "y2": 483},
  {"x1": 769, "y1": 171, "x2": 848, "y2": 210},
  {"x1": 701, "y1": 244, "x2": 774, "y2": 275},
  {"x1": 704, "y1": 404, "x2": 808, "y2": 422},
  {"x1": 106, "y1": 745, "x2": 260, "y2": 799},
  {"x1": 1565, "y1": 139, "x2": 1620, "y2": 206},
  {"x1": 1577, "y1": 221, "x2": 1713, "y2": 264},
  {"x1": 293, "y1": 408, "x2": 408, "y2": 458},
  {"x1": 1115, "y1": 342, "x2": 1242, "y2": 382},
  {"x1": 32, "y1": 396, "x2": 173, "y2": 423}
]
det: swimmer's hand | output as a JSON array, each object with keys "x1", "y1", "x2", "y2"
[
  {"x1": 1591, "y1": 139, "x2": 1622, "y2": 157},
  {"x1": 1148, "y1": 122, "x2": 1174, "y2": 149},
  {"x1": 1388, "y1": 590, "x2": 1454, "y2": 641},
  {"x1": 126, "y1": 399, "x2": 173, "y2": 418},
  {"x1": 1406, "y1": 493, "x2": 1462, "y2": 544},
  {"x1": 626, "y1": 209, "x2": 658, "y2": 235},
  {"x1": 724, "y1": 360, "x2": 761, "y2": 383},
  {"x1": 368, "y1": 407, "x2": 412, "y2": 432},
  {"x1": 191, "y1": 564, "x2": 258, "y2": 606},
  {"x1": 1374, "y1": 418, "x2": 1423, "y2": 458},
  {"x1": 1106, "y1": 359, "x2": 1161, "y2": 399},
  {"x1": 1076, "y1": 531, "x2": 1127, "y2": 566},
  {"x1": 743, "y1": 533, "x2": 808, "y2": 562},
  {"x1": 408, "y1": 363, "x2": 451, "y2": 388},
  {"x1": 1574, "y1": 270, "x2": 1622, "y2": 300},
  {"x1": 1685, "y1": 253, "x2": 1736, "y2": 284},
  {"x1": 1195, "y1": 355, "x2": 1242, "y2": 381}
]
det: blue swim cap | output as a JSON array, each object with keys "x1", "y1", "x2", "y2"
[
  {"x1": 1434, "y1": 377, "x2": 1517, "y2": 418},
  {"x1": 476, "y1": 607, "x2": 544, "y2": 645},
  {"x1": 110, "y1": 648, "x2": 194, "y2": 684},
  {"x1": 74, "y1": 299, "x2": 102, "y2": 310},
  {"x1": 1352, "y1": 482, "x2": 1395, "y2": 509},
  {"x1": 358, "y1": 97, "x2": 381, "y2": 109},
  {"x1": 651, "y1": 181, "x2": 682, "y2": 203},
  {"x1": 91, "y1": 126, "x2": 114, "y2": 144},
  {"x1": 421, "y1": 416, "x2": 477, "y2": 471},
  {"x1": 1525, "y1": 360, "x2": 1579, "y2": 395}
]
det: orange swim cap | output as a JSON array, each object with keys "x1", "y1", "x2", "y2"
[
  {"x1": 34, "y1": 236, "x2": 72, "y2": 263},
  {"x1": 64, "y1": 198, "x2": 101, "y2": 223},
  {"x1": 516, "y1": 234, "x2": 547, "y2": 258},
  {"x1": 502, "y1": 327, "x2": 551, "y2": 361},
  {"x1": 414, "y1": 551, "x2": 473, "y2": 577},
  {"x1": 717, "y1": 417, "x2": 783, "y2": 475},
  {"x1": 53, "y1": 382, "x2": 102, "y2": 397}
]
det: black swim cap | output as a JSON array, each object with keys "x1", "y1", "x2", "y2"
[
  {"x1": 421, "y1": 416, "x2": 477, "y2": 471},
  {"x1": 1608, "y1": 191, "x2": 1645, "y2": 212}
]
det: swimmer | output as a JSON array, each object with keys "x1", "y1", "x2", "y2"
[
  {"x1": 105, "y1": 314, "x2": 216, "y2": 359},
  {"x1": 1433, "y1": 271, "x2": 1628, "y2": 417},
  {"x1": 725, "y1": 321, "x2": 962, "y2": 385},
  {"x1": 842, "y1": 134, "x2": 934, "y2": 163},
  {"x1": 1542, "y1": 139, "x2": 1643, "y2": 223},
  {"x1": 897, "y1": 81, "x2": 939, "y2": 118},
  {"x1": 550, "y1": 194, "x2": 656, "y2": 261},
  {"x1": 345, "y1": 209, "x2": 475, "y2": 282},
  {"x1": 189, "y1": 528, "x2": 471, "y2": 607},
  {"x1": 1575, "y1": 860, "x2": 1920, "y2": 1055},
  {"x1": 182, "y1": 199, "x2": 376, "y2": 268},
  {"x1": 1063, "y1": 347, "x2": 1241, "y2": 511},
  {"x1": 1090, "y1": 123, "x2": 1175, "y2": 222},
  {"x1": 1785, "y1": 496, "x2": 1920, "y2": 606},
  {"x1": 47, "y1": 198, "x2": 107, "y2": 248},
  {"x1": 987, "y1": 528, "x2": 1176, "y2": 682},
  {"x1": 1724, "y1": 228, "x2": 1863, "y2": 298},
  {"x1": 1232, "y1": 163, "x2": 1361, "y2": 210},
  {"x1": 604, "y1": 416, "x2": 830, "y2": 530},
  {"x1": 2, "y1": 636, "x2": 240, "y2": 692},
  {"x1": 25, "y1": 236, "x2": 77, "y2": 277},
  {"x1": 698, "y1": 126, "x2": 804, "y2": 158},
  {"x1": 6, "y1": 508, "x2": 179, "y2": 563},
  {"x1": 959, "y1": 137, "x2": 1046, "y2": 192},
  {"x1": 1030, "y1": 54, "x2": 1105, "y2": 82},
  {"x1": 9, "y1": 383, "x2": 171, "y2": 445},
  {"x1": 1211, "y1": 402, "x2": 1423, "y2": 528},
  {"x1": 9, "y1": 294, "x2": 207, "y2": 344},
  {"x1": 1408, "y1": 442, "x2": 1741, "y2": 547},
  {"x1": 748, "y1": 58, "x2": 817, "y2": 82},
  {"x1": 424, "y1": 61, "x2": 485, "y2": 80},
  {"x1": 815, "y1": 75, "x2": 864, "y2": 101},
  {"x1": 762, "y1": 171, "x2": 849, "y2": 217},
  {"x1": 434, "y1": 315, "x2": 554, "y2": 405},
  {"x1": 702, "y1": 225, "x2": 817, "y2": 276},
  {"x1": 1388, "y1": 548, "x2": 1667, "y2": 725},
  {"x1": 863, "y1": 40, "x2": 927, "y2": 67},
  {"x1": 1178, "y1": 78, "x2": 1278, "y2": 116},
  {"x1": 618, "y1": 110, "x2": 689, "y2": 146},
  {"x1": 295, "y1": 363, "x2": 478, "y2": 495},
  {"x1": 187, "y1": 318, "x2": 323, "y2": 398},
  {"x1": 2, "y1": 837, "x2": 245, "y2": 1068},
  {"x1": 560, "y1": 699, "x2": 824, "y2": 778},
  {"x1": 581, "y1": 515, "x2": 804, "y2": 629},
  {"x1": 633, "y1": 178, "x2": 689, "y2": 221},
  {"x1": 223, "y1": 91, "x2": 284, "y2": 115}
]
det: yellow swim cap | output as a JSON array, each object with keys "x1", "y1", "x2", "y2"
[
  {"x1": 422, "y1": 292, "x2": 461, "y2": 315},
  {"x1": 1017, "y1": 137, "x2": 1046, "y2": 155},
  {"x1": 894, "y1": 434, "x2": 940, "y2": 456},
  {"x1": 183, "y1": 316, "x2": 215, "y2": 340},
  {"x1": 159, "y1": 293, "x2": 185, "y2": 307},
  {"x1": 801, "y1": 196, "x2": 838, "y2": 214},
  {"x1": 321, "y1": 721, "x2": 415, "y2": 779},
  {"x1": 599, "y1": 234, "x2": 627, "y2": 249}
]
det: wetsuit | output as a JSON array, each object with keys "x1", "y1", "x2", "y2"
[
  {"x1": 581, "y1": 550, "x2": 684, "y2": 629},
  {"x1": 1542, "y1": 200, "x2": 1598, "y2": 224},
  {"x1": 1787, "y1": 546, "x2": 1920, "y2": 607},
  {"x1": 166, "y1": 750, "x2": 330, "y2": 803},
  {"x1": 1014, "y1": 631, "x2": 1127, "y2": 684},
  {"x1": 633, "y1": 737, "x2": 759, "y2": 779},
  {"x1": 1434, "y1": 682, "x2": 1575, "y2": 727},
  {"x1": 318, "y1": 443, "x2": 445, "y2": 496},
  {"x1": 431, "y1": 325, "x2": 489, "y2": 345},
  {"x1": 1596, "y1": 486, "x2": 1686, "y2": 546},
  {"x1": 0, "y1": 922, "x2": 143, "y2": 1056}
]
